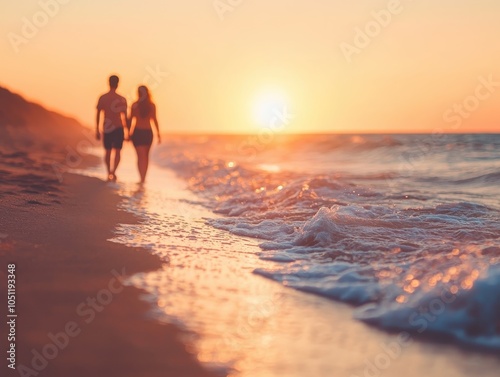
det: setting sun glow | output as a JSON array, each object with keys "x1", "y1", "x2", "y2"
[
  {"x1": 253, "y1": 91, "x2": 289, "y2": 128},
  {"x1": 1, "y1": 2, "x2": 500, "y2": 133}
]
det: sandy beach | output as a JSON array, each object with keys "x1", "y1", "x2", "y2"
[{"x1": 0, "y1": 88, "x2": 217, "y2": 377}]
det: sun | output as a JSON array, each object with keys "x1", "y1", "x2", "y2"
[{"x1": 253, "y1": 91, "x2": 288, "y2": 128}]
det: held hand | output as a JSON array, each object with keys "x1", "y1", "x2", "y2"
[
  {"x1": 96, "y1": 131, "x2": 101, "y2": 141},
  {"x1": 157, "y1": 136, "x2": 162, "y2": 145}
]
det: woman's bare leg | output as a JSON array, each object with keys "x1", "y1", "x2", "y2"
[{"x1": 136, "y1": 146, "x2": 150, "y2": 183}]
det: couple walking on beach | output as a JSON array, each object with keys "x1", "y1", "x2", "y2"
[{"x1": 96, "y1": 75, "x2": 161, "y2": 183}]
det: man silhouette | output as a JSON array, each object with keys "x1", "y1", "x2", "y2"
[{"x1": 96, "y1": 75, "x2": 128, "y2": 181}]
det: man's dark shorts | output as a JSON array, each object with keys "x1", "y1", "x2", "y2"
[{"x1": 103, "y1": 128, "x2": 124, "y2": 150}]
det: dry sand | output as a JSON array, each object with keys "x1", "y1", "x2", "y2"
[
  {"x1": 0, "y1": 87, "x2": 217, "y2": 377},
  {"x1": 0, "y1": 173, "x2": 216, "y2": 377}
]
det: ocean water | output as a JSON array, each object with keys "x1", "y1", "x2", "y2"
[
  {"x1": 150, "y1": 133, "x2": 500, "y2": 351},
  {"x1": 77, "y1": 133, "x2": 500, "y2": 376}
]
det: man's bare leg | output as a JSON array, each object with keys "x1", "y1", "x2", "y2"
[
  {"x1": 110, "y1": 149, "x2": 121, "y2": 181},
  {"x1": 105, "y1": 149, "x2": 112, "y2": 180}
]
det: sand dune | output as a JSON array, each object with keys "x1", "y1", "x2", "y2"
[{"x1": 0, "y1": 87, "x2": 84, "y2": 152}]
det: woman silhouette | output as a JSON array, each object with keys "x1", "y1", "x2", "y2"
[{"x1": 129, "y1": 86, "x2": 161, "y2": 183}]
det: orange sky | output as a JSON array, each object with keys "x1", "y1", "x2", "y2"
[{"x1": 1, "y1": 0, "x2": 499, "y2": 134}]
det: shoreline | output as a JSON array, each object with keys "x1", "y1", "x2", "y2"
[
  {"x1": 0, "y1": 168, "x2": 218, "y2": 377},
  {"x1": 2, "y1": 131, "x2": 499, "y2": 377}
]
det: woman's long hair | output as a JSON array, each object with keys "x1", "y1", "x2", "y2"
[{"x1": 137, "y1": 85, "x2": 152, "y2": 118}]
